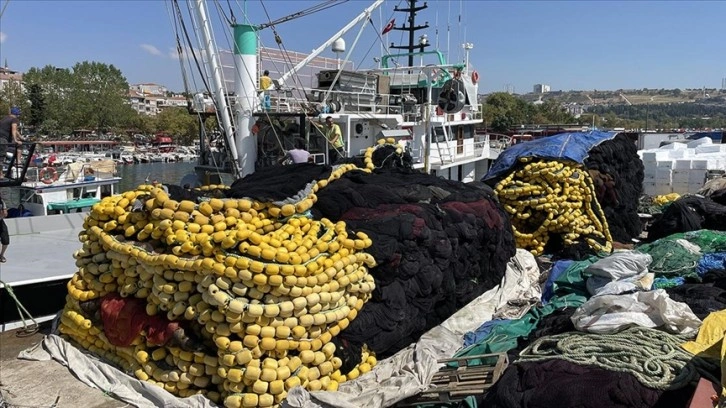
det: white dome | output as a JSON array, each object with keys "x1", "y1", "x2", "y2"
[{"x1": 332, "y1": 38, "x2": 346, "y2": 54}]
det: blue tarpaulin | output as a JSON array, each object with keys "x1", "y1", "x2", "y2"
[{"x1": 483, "y1": 130, "x2": 619, "y2": 181}]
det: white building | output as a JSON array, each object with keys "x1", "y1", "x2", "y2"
[
  {"x1": 0, "y1": 66, "x2": 23, "y2": 91},
  {"x1": 533, "y1": 84, "x2": 551, "y2": 94},
  {"x1": 128, "y1": 83, "x2": 187, "y2": 116},
  {"x1": 130, "y1": 83, "x2": 168, "y2": 96}
]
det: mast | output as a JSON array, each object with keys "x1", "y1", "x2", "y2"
[
  {"x1": 389, "y1": 0, "x2": 429, "y2": 67},
  {"x1": 193, "y1": 0, "x2": 240, "y2": 173},
  {"x1": 232, "y1": 24, "x2": 258, "y2": 177}
]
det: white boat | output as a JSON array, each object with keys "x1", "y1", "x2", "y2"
[
  {"x1": 185, "y1": 0, "x2": 497, "y2": 183},
  {"x1": 15, "y1": 160, "x2": 122, "y2": 216}
]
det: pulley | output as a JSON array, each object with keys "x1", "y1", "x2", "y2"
[{"x1": 437, "y1": 79, "x2": 466, "y2": 114}]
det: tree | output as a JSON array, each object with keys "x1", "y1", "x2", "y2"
[
  {"x1": 483, "y1": 92, "x2": 529, "y2": 132},
  {"x1": 22, "y1": 65, "x2": 75, "y2": 134},
  {"x1": 68, "y1": 61, "x2": 136, "y2": 132},
  {"x1": 27, "y1": 84, "x2": 45, "y2": 129},
  {"x1": 0, "y1": 79, "x2": 29, "y2": 119},
  {"x1": 155, "y1": 107, "x2": 198, "y2": 145}
]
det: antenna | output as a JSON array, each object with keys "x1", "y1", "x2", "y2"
[{"x1": 389, "y1": 0, "x2": 430, "y2": 67}]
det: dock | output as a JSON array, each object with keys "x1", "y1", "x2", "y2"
[
  {"x1": 0, "y1": 212, "x2": 128, "y2": 407},
  {"x1": 1, "y1": 213, "x2": 86, "y2": 331}
]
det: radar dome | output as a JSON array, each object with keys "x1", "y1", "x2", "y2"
[{"x1": 332, "y1": 38, "x2": 346, "y2": 54}]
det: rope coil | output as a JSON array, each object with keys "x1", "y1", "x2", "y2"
[{"x1": 517, "y1": 327, "x2": 719, "y2": 390}]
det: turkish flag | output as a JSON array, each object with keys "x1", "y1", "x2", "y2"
[{"x1": 382, "y1": 19, "x2": 395, "y2": 35}]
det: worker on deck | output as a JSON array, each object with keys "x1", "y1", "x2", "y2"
[
  {"x1": 279, "y1": 140, "x2": 312, "y2": 165},
  {"x1": 259, "y1": 70, "x2": 272, "y2": 111},
  {"x1": 314, "y1": 116, "x2": 344, "y2": 164}
]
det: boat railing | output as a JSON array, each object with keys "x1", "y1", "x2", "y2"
[{"x1": 264, "y1": 88, "x2": 481, "y2": 120}]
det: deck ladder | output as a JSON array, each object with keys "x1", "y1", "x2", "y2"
[{"x1": 434, "y1": 124, "x2": 455, "y2": 165}]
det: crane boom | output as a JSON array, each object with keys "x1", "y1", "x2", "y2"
[{"x1": 274, "y1": 0, "x2": 384, "y2": 89}]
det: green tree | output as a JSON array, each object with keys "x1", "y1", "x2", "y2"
[
  {"x1": 22, "y1": 65, "x2": 75, "y2": 134},
  {"x1": 483, "y1": 92, "x2": 529, "y2": 132},
  {"x1": 536, "y1": 99, "x2": 575, "y2": 123},
  {"x1": 68, "y1": 61, "x2": 136, "y2": 132},
  {"x1": 0, "y1": 79, "x2": 29, "y2": 119},
  {"x1": 155, "y1": 107, "x2": 197, "y2": 145},
  {"x1": 27, "y1": 84, "x2": 45, "y2": 129}
]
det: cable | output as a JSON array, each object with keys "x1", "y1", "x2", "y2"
[
  {"x1": 0, "y1": 280, "x2": 39, "y2": 337},
  {"x1": 258, "y1": 0, "x2": 349, "y2": 30}
]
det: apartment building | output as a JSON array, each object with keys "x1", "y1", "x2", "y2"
[{"x1": 128, "y1": 83, "x2": 187, "y2": 116}]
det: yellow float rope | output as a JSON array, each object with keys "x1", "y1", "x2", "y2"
[
  {"x1": 494, "y1": 158, "x2": 613, "y2": 256},
  {"x1": 61, "y1": 140, "x2": 400, "y2": 407}
]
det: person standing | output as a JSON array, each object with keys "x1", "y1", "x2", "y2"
[
  {"x1": 319, "y1": 116, "x2": 344, "y2": 164},
  {"x1": 0, "y1": 106, "x2": 24, "y2": 177},
  {"x1": 0, "y1": 192, "x2": 9, "y2": 263},
  {"x1": 259, "y1": 70, "x2": 272, "y2": 111},
  {"x1": 259, "y1": 70, "x2": 272, "y2": 91}
]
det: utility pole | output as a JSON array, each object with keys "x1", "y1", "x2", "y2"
[{"x1": 389, "y1": 0, "x2": 429, "y2": 68}]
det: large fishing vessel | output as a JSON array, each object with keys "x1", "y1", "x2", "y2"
[{"x1": 181, "y1": 0, "x2": 498, "y2": 184}]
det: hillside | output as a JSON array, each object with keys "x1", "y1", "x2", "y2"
[{"x1": 519, "y1": 88, "x2": 726, "y2": 106}]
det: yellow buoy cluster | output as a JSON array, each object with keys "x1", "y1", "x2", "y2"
[
  {"x1": 59, "y1": 142, "x2": 404, "y2": 407},
  {"x1": 494, "y1": 158, "x2": 613, "y2": 256},
  {"x1": 653, "y1": 193, "x2": 680, "y2": 206}
]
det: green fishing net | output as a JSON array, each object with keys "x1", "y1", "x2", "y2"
[{"x1": 637, "y1": 230, "x2": 726, "y2": 278}]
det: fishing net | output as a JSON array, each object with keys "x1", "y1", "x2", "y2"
[
  {"x1": 492, "y1": 158, "x2": 612, "y2": 257},
  {"x1": 58, "y1": 140, "x2": 515, "y2": 407},
  {"x1": 583, "y1": 133, "x2": 644, "y2": 243},
  {"x1": 311, "y1": 167, "x2": 516, "y2": 358},
  {"x1": 647, "y1": 196, "x2": 726, "y2": 241},
  {"x1": 637, "y1": 230, "x2": 726, "y2": 282}
]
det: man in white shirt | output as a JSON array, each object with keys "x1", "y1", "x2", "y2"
[{"x1": 279, "y1": 140, "x2": 311, "y2": 164}]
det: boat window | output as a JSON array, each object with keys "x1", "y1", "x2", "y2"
[{"x1": 101, "y1": 185, "x2": 113, "y2": 197}]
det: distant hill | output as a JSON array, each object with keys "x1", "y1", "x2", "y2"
[{"x1": 515, "y1": 88, "x2": 726, "y2": 106}]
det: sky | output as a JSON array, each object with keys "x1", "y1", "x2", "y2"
[{"x1": 1, "y1": 0, "x2": 725, "y2": 94}]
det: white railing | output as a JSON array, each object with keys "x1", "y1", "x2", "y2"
[{"x1": 260, "y1": 88, "x2": 483, "y2": 121}]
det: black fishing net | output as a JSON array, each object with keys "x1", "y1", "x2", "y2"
[
  {"x1": 665, "y1": 283, "x2": 726, "y2": 319},
  {"x1": 480, "y1": 359, "x2": 696, "y2": 408},
  {"x1": 583, "y1": 133, "x2": 644, "y2": 243},
  {"x1": 227, "y1": 163, "x2": 332, "y2": 201},
  {"x1": 312, "y1": 168, "x2": 516, "y2": 358},
  {"x1": 647, "y1": 195, "x2": 726, "y2": 241}
]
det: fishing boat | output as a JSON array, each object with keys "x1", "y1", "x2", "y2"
[
  {"x1": 1, "y1": 145, "x2": 121, "y2": 331},
  {"x1": 182, "y1": 0, "x2": 499, "y2": 184}
]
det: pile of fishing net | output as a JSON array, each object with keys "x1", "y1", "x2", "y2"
[
  {"x1": 582, "y1": 133, "x2": 644, "y2": 243},
  {"x1": 59, "y1": 139, "x2": 515, "y2": 407},
  {"x1": 637, "y1": 230, "x2": 726, "y2": 287},
  {"x1": 310, "y1": 167, "x2": 516, "y2": 358},
  {"x1": 484, "y1": 132, "x2": 643, "y2": 258},
  {"x1": 647, "y1": 195, "x2": 726, "y2": 241},
  {"x1": 491, "y1": 158, "x2": 612, "y2": 256}
]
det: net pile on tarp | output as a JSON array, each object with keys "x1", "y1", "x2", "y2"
[
  {"x1": 59, "y1": 140, "x2": 515, "y2": 407},
  {"x1": 310, "y1": 168, "x2": 516, "y2": 358},
  {"x1": 637, "y1": 230, "x2": 726, "y2": 288},
  {"x1": 484, "y1": 131, "x2": 643, "y2": 256},
  {"x1": 61, "y1": 153, "x2": 387, "y2": 407}
]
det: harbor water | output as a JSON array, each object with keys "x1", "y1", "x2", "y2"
[{"x1": 0, "y1": 162, "x2": 234, "y2": 208}]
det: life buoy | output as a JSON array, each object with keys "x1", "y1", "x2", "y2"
[
  {"x1": 471, "y1": 70, "x2": 480, "y2": 84},
  {"x1": 40, "y1": 167, "x2": 58, "y2": 184}
]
